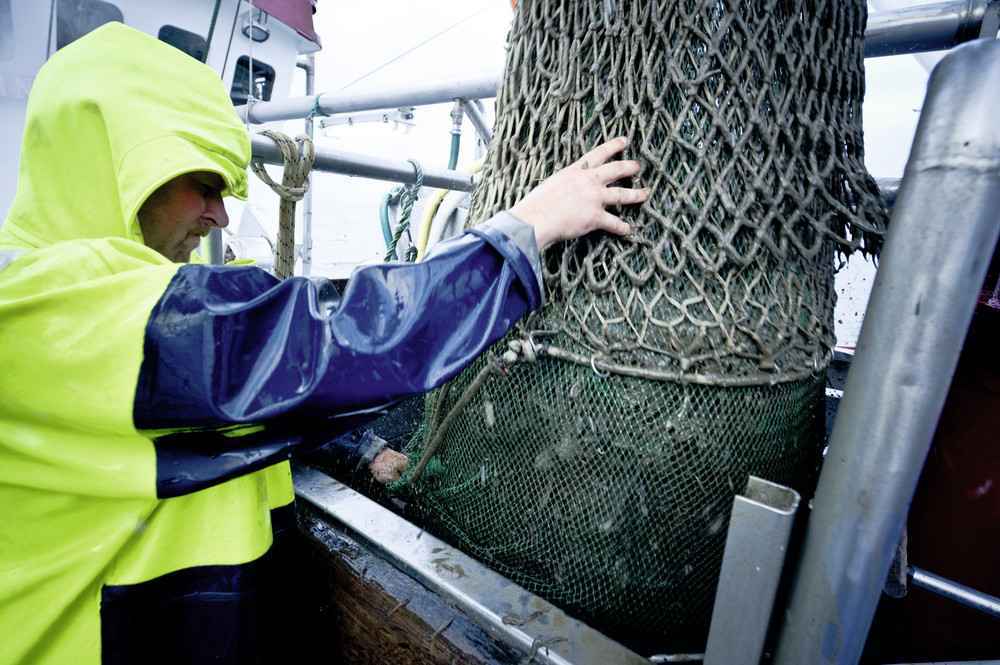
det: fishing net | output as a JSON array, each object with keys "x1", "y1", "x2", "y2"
[{"x1": 395, "y1": 0, "x2": 887, "y2": 649}]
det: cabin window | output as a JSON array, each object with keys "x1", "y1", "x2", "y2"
[
  {"x1": 230, "y1": 56, "x2": 275, "y2": 105},
  {"x1": 158, "y1": 25, "x2": 208, "y2": 63},
  {"x1": 56, "y1": 0, "x2": 123, "y2": 50}
]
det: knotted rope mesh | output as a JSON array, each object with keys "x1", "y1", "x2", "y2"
[{"x1": 397, "y1": 0, "x2": 887, "y2": 650}]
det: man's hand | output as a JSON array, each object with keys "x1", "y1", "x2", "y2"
[
  {"x1": 509, "y1": 137, "x2": 648, "y2": 250},
  {"x1": 369, "y1": 448, "x2": 409, "y2": 484}
]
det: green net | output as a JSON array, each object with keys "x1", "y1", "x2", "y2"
[{"x1": 396, "y1": 0, "x2": 887, "y2": 649}]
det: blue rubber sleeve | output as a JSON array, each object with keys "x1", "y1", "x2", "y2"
[{"x1": 134, "y1": 215, "x2": 542, "y2": 430}]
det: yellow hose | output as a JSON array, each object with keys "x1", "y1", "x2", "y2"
[
  {"x1": 415, "y1": 188, "x2": 449, "y2": 261},
  {"x1": 415, "y1": 159, "x2": 484, "y2": 260}
]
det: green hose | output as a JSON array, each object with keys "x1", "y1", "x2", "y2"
[
  {"x1": 379, "y1": 190, "x2": 397, "y2": 249},
  {"x1": 379, "y1": 132, "x2": 462, "y2": 255},
  {"x1": 447, "y1": 131, "x2": 461, "y2": 170}
]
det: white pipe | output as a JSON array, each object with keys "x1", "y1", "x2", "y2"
[
  {"x1": 237, "y1": 74, "x2": 500, "y2": 124},
  {"x1": 297, "y1": 54, "x2": 315, "y2": 276},
  {"x1": 251, "y1": 134, "x2": 475, "y2": 191}
]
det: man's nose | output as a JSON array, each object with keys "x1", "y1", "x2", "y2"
[{"x1": 204, "y1": 196, "x2": 229, "y2": 229}]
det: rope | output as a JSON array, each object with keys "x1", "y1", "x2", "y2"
[
  {"x1": 384, "y1": 159, "x2": 424, "y2": 262},
  {"x1": 461, "y1": 0, "x2": 888, "y2": 386},
  {"x1": 409, "y1": 337, "x2": 538, "y2": 485},
  {"x1": 250, "y1": 130, "x2": 316, "y2": 279}
]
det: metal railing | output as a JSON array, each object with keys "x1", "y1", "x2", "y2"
[
  {"x1": 238, "y1": 73, "x2": 499, "y2": 125},
  {"x1": 297, "y1": 54, "x2": 316, "y2": 275},
  {"x1": 865, "y1": 0, "x2": 1000, "y2": 58},
  {"x1": 244, "y1": 2, "x2": 999, "y2": 194},
  {"x1": 240, "y1": 1, "x2": 1000, "y2": 128},
  {"x1": 250, "y1": 134, "x2": 474, "y2": 192}
]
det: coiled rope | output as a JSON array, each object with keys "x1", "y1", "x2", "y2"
[
  {"x1": 250, "y1": 130, "x2": 316, "y2": 279},
  {"x1": 384, "y1": 159, "x2": 424, "y2": 262}
]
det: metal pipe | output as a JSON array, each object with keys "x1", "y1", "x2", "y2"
[
  {"x1": 909, "y1": 566, "x2": 1000, "y2": 619},
  {"x1": 237, "y1": 74, "x2": 500, "y2": 124},
  {"x1": 296, "y1": 54, "x2": 315, "y2": 276},
  {"x1": 773, "y1": 40, "x2": 1000, "y2": 665},
  {"x1": 865, "y1": 0, "x2": 1000, "y2": 59},
  {"x1": 459, "y1": 98, "x2": 493, "y2": 145},
  {"x1": 449, "y1": 101, "x2": 464, "y2": 170},
  {"x1": 704, "y1": 478, "x2": 801, "y2": 665},
  {"x1": 251, "y1": 134, "x2": 474, "y2": 192}
]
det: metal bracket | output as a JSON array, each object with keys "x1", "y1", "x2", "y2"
[
  {"x1": 703, "y1": 477, "x2": 801, "y2": 665},
  {"x1": 320, "y1": 106, "x2": 416, "y2": 130}
]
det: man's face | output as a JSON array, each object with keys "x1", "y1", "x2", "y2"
[{"x1": 137, "y1": 172, "x2": 229, "y2": 262}]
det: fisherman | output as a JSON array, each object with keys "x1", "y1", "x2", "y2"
[{"x1": 0, "y1": 22, "x2": 646, "y2": 665}]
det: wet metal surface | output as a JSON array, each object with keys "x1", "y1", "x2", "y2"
[
  {"x1": 865, "y1": 0, "x2": 1000, "y2": 58},
  {"x1": 296, "y1": 504, "x2": 523, "y2": 664},
  {"x1": 293, "y1": 464, "x2": 650, "y2": 665},
  {"x1": 704, "y1": 478, "x2": 800, "y2": 665}
]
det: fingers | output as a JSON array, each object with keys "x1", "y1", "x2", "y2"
[
  {"x1": 598, "y1": 211, "x2": 632, "y2": 236},
  {"x1": 372, "y1": 463, "x2": 403, "y2": 484},
  {"x1": 575, "y1": 136, "x2": 629, "y2": 169},
  {"x1": 604, "y1": 187, "x2": 649, "y2": 207},
  {"x1": 370, "y1": 449, "x2": 409, "y2": 484},
  {"x1": 595, "y1": 159, "x2": 641, "y2": 185}
]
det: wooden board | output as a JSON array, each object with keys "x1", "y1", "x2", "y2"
[{"x1": 289, "y1": 502, "x2": 526, "y2": 665}]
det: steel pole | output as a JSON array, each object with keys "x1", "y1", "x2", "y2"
[
  {"x1": 251, "y1": 134, "x2": 475, "y2": 192},
  {"x1": 460, "y1": 99, "x2": 493, "y2": 145},
  {"x1": 297, "y1": 54, "x2": 315, "y2": 276},
  {"x1": 909, "y1": 567, "x2": 1000, "y2": 619},
  {"x1": 865, "y1": 0, "x2": 999, "y2": 58},
  {"x1": 773, "y1": 40, "x2": 1000, "y2": 665},
  {"x1": 237, "y1": 74, "x2": 500, "y2": 124}
]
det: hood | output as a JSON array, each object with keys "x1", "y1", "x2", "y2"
[{"x1": 0, "y1": 22, "x2": 250, "y2": 250}]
